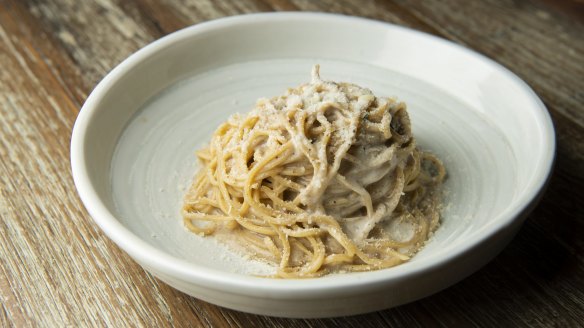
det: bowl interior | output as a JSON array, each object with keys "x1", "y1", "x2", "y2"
[{"x1": 78, "y1": 15, "x2": 553, "y2": 279}]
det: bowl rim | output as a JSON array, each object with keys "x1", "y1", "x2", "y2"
[{"x1": 70, "y1": 12, "x2": 555, "y2": 298}]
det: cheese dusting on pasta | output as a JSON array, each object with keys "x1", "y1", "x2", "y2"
[{"x1": 182, "y1": 66, "x2": 445, "y2": 278}]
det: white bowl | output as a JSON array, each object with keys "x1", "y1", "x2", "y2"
[{"x1": 71, "y1": 13, "x2": 555, "y2": 318}]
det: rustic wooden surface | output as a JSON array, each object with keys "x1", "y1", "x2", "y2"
[{"x1": 1, "y1": 0, "x2": 583, "y2": 326}]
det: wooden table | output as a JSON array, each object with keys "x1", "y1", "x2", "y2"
[{"x1": 1, "y1": 0, "x2": 582, "y2": 326}]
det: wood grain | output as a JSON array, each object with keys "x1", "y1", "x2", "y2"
[{"x1": 1, "y1": 0, "x2": 583, "y2": 326}]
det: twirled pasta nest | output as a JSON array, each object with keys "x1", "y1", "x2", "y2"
[{"x1": 183, "y1": 66, "x2": 445, "y2": 278}]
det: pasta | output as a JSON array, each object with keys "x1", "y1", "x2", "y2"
[{"x1": 182, "y1": 66, "x2": 445, "y2": 278}]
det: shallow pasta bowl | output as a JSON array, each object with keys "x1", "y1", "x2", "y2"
[{"x1": 70, "y1": 13, "x2": 555, "y2": 318}]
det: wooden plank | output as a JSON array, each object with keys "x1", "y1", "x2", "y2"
[{"x1": 0, "y1": 0, "x2": 582, "y2": 326}]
